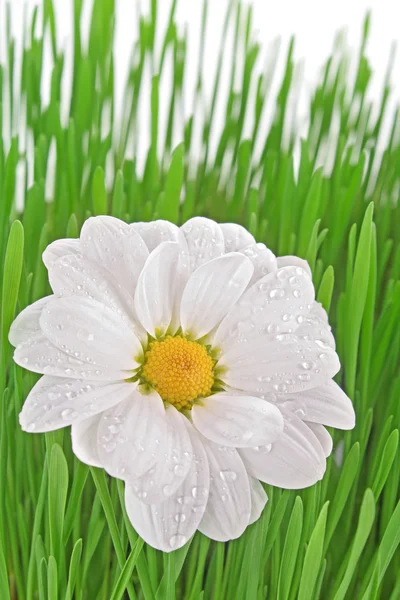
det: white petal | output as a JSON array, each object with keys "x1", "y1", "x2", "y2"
[
  {"x1": 134, "y1": 241, "x2": 189, "y2": 336},
  {"x1": 239, "y1": 243, "x2": 278, "y2": 287},
  {"x1": 124, "y1": 419, "x2": 209, "y2": 552},
  {"x1": 130, "y1": 405, "x2": 193, "y2": 504},
  {"x1": 306, "y1": 423, "x2": 333, "y2": 457},
  {"x1": 220, "y1": 223, "x2": 255, "y2": 252},
  {"x1": 220, "y1": 334, "x2": 340, "y2": 395},
  {"x1": 277, "y1": 256, "x2": 312, "y2": 278},
  {"x1": 40, "y1": 296, "x2": 141, "y2": 371},
  {"x1": 240, "y1": 410, "x2": 326, "y2": 489},
  {"x1": 192, "y1": 393, "x2": 283, "y2": 448},
  {"x1": 180, "y1": 253, "x2": 253, "y2": 339},
  {"x1": 131, "y1": 220, "x2": 187, "y2": 253},
  {"x1": 71, "y1": 415, "x2": 102, "y2": 467},
  {"x1": 249, "y1": 477, "x2": 268, "y2": 525},
  {"x1": 14, "y1": 335, "x2": 127, "y2": 380},
  {"x1": 42, "y1": 238, "x2": 80, "y2": 269},
  {"x1": 181, "y1": 217, "x2": 224, "y2": 271},
  {"x1": 277, "y1": 380, "x2": 355, "y2": 429},
  {"x1": 97, "y1": 389, "x2": 167, "y2": 481},
  {"x1": 212, "y1": 265, "x2": 315, "y2": 351},
  {"x1": 19, "y1": 376, "x2": 133, "y2": 433},
  {"x1": 9, "y1": 296, "x2": 51, "y2": 346},
  {"x1": 198, "y1": 439, "x2": 251, "y2": 542},
  {"x1": 49, "y1": 254, "x2": 134, "y2": 319},
  {"x1": 80, "y1": 216, "x2": 149, "y2": 289}
]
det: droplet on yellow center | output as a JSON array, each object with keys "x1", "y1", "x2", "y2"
[{"x1": 142, "y1": 336, "x2": 214, "y2": 410}]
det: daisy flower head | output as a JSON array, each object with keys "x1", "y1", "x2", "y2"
[{"x1": 10, "y1": 216, "x2": 355, "y2": 551}]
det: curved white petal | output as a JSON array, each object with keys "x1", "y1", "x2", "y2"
[
  {"x1": 180, "y1": 253, "x2": 253, "y2": 339},
  {"x1": 239, "y1": 243, "x2": 278, "y2": 287},
  {"x1": 181, "y1": 217, "x2": 224, "y2": 271},
  {"x1": 124, "y1": 418, "x2": 210, "y2": 552},
  {"x1": 240, "y1": 410, "x2": 326, "y2": 489},
  {"x1": 130, "y1": 405, "x2": 193, "y2": 504},
  {"x1": 306, "y1": 422, "x2": 333, "y2": 457},
  {"x1": 220, "y1": 223, "x2": 255, "y2": 252},
  {"x1": 131, "y1": 220, "x2": 187, "y2": 253},
  {"x1": 191, "y1": 393, "x2": 283, "y2": 448},
  {"x1": 40, "y1": 296, "x2": 141, "y2": 371},
  {"x1": 97, "y1": 389, "x2": 167, "y2": 481},
  {"x1": 249, "y1": 477, "x2": 268, "y2": 525},
  {"x1": 9, "y1": 296, "x2": 52, "y2": 347},
  {"x1": 71, "y1": 414, "x2": 102, "y2": 467},
  {"x1": 212, "y1": 265, "x2": 315, "y2": 350},
  {"x1": 49, "y1": 254, "x2": 135, "y2": 319},
  {"x1": 277, "y1": 380, "x2": 355, "y2": 429},
  {"x1": 19, "y1": 376, "x2": 134, "y2": 432},
  {"x1": 42, "y1": 238, "x2": 80, "y2": 269},
  {"x1": 277, "y1": 256, "x2": 312, "y2": 278},
  {"x1": 134, "y1": 241, "x2": 189, "y2": 336},
  {"x1": 80, "y1": 216, "x2": 149, "y2": 289},
  {"x1": 198, "y1": 439, "x2": 251, "y2": 542},
  {"x1": 220, "y1": 334, "x2": 340, "y2": 395},
  {"x1": 14, "y1": 335, "x2": 127, "y2": 380}
]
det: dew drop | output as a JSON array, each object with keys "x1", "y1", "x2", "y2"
[
  {"x1": 298, "y1": 373, "x2": 311, "y2": 382},
  {"x1": 169, "y1": 535, "x2": 186, "y2": 548},
  {"x1": 61, "y1": 408, "x2": 77, "y2": 420},
  {"x1": 163, "y1": 484, "x2": 174, "y2": 496},
  {"x1": 192, "y1": 486, "x2": 207, "y2": 499},
  {"x1": 174, "y1": 464, "x2": 186, "y2": 476},
  {"x1": 274, "y1": 383, "x2": 287, "y2": 393},
  {"x1": 301, "y1": 361, "x2": 315, "y2": 370},
  {"x1": 269, "y1": 288, "x2": 285, "y2": 299},
  {"x1": 219, "y1": 470, "x2": 237, "y2": 482},
  {"x1": 174, "y1": 513, "x2": 186, "y2": 523},
  {"x1": 294, "y1": 408, "x2": 306, "y2": 418},
  {"x1": 106, "y1": 441, "x2": 118, "y2": 452}
]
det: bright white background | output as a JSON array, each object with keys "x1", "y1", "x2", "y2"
[{"x1": 1, "y1": 0, "x2": 400, "y2": 167}]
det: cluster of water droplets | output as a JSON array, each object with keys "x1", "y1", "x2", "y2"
[{"x1": 23, "y1": 380, "x2": 100, "y2": 431}]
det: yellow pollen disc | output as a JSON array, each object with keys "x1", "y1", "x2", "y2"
[{"x1": 141, "y1": 336, "x2": 214, "y2": 410}]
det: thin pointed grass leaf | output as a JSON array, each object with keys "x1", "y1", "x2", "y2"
[
  {"x1": 65, "y1": 539, "x2": 83, "y2": 600},
  {"x1": 110, "y1": 538, "x2": 144, "y2": 600},
  {"x1": 277, "y1": 496, "x2": 303, "y2": 600},
  {"x1": 317, "y1": 266, "x2": 334, "y2": 313},
  {"x1": 1, "y1": 220, "x2": 24, "y2": 368},
  {"x1": 47, "y1": 443, "x2": 68, "y2": 586},
  {"x1": 371, "y1": 430, "x2": 399, "y2": 500},
  {"x1": 332, "y1": 489, "x2": 376, "y2": 600},
  {"x1": 297, "y1": 502, "x2": 329, "y2": 600},
  {"x1": 92, "y1": 166, "x2": 108, "y2": 216}
]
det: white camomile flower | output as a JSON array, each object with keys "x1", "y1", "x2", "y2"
[{"x1": 9, "y1": 216, "x2": 355, "y2": 552}]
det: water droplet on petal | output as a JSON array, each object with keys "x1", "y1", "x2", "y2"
[
  {"x1": 174, "y1": 513, "x2": 186, "y2": 523},
  {"x1": 219, "y1": 470, "x2": 237, "y2": 482},
  {"x1": 169, "y1": 535, "x2": 187, "y2": 548},
  {"x1": 174, "y1": 464, "x2": 186, "y2": 476},
  {"x1": 269, "y1": 288, "x2": 285, "y2": 299}
]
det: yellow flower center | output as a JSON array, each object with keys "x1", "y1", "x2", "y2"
[{"x1": 141, "y1": 336, "x2": 215, "y2": 410}]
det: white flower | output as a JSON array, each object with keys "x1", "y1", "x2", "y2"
[{"x1": 9, "y1": 216, "x2": 355, "y2": 551}]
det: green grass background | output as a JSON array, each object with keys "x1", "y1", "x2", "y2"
[{"x1": 1, "y1": 0, "x2": 400, "y2": 598}]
